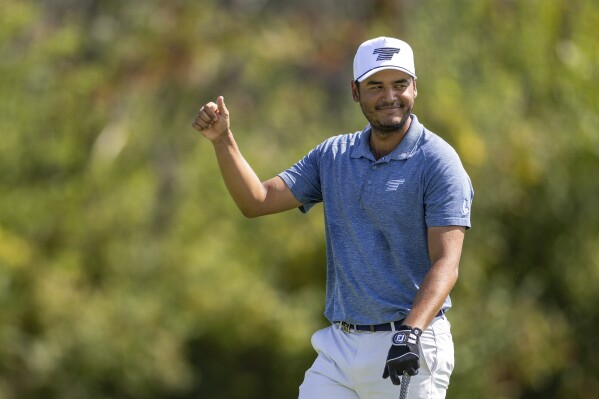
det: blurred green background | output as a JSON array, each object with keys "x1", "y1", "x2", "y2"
[{"x1": 1, "y1": 0, "x2": 598, "y2": 398}]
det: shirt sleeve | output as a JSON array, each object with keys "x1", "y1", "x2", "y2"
[
  {"x1": 423, "y1": 143, "x2": 474, "y2": 229},
  {"x1": 278, "y1": 144, "x2": 324, "y2": 214}
]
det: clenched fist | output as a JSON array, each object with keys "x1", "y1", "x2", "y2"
[
  {"x1": 192, "y1": 96, "x2": 230, "y2": 142},
  {"x1": 382, "y1": 325, "x2": 422, "y2": 385}
]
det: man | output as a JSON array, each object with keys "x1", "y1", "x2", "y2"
[{"x1": 192, "y1": 36, "x2": 473, "y2": 399}]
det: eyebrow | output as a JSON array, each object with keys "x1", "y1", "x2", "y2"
[{"x1": 365, "y1": 78, "x2": 412, "y2": 86}]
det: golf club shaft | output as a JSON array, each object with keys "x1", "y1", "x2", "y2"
[{"x1": 399, "y1": 372, "x2": 410, "y2": 399}]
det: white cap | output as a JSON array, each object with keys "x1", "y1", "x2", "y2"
[{"x1": 353, "y1": 37, "x2": 416, "y2": 82}]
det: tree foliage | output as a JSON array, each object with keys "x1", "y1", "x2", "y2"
[{"x1": 1, "y1": 0, "x2": 598, "y2": 398}]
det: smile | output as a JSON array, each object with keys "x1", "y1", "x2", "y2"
[{"x1": 376, "y1": 105, "x2": 403, "y2": 110}]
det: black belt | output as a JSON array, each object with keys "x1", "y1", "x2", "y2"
[{"x1": 337, "y1": 309, "x2": 444, "y2": 333}]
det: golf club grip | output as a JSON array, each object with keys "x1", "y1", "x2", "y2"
[{"x1": 399, "y1": 372, "x2": 410, "y2": 399}]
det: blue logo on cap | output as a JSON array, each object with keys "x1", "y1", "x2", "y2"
[{"x1": 373, "y1": 47, "x2": 401, "y2": 61}]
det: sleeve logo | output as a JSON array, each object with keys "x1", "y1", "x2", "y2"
[{"x1": 462, "y1": 198, "x2": 471, "y2": 215}]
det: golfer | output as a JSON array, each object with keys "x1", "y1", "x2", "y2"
[{"x1": 193, "y1": 36, "x2": 474, "y2": 399}]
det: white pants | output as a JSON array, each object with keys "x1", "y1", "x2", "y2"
[{"x1": 298, "y1": 316, "x2": 454, "y2": 399}]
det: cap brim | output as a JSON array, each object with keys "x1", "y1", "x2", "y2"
[{"x1": 356, "y1": 66, "x2": 416, "y2": 82}]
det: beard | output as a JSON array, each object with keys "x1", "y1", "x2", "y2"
[
  {"x1": 370, "y1": 112, "x2": 411, "y2": 134},
  {"x1": 364, "y1": 104, "x2": 413, "y2": 136}
]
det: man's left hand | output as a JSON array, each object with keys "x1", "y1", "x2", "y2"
[{"x1": 382, "y1": 325, "x2": 423, "y2": 385}]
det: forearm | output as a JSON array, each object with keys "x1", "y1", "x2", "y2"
[
  {"x1": 404, "y1": 225, "x2": 465, "y2": 330},
  {"x1": 403, "y1": 261, "x2": 459, "y2": 330},
  {"x1": 211, "y1": 131, "x2": 268, "y2": 217}
]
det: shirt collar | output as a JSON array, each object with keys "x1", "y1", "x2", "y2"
[{"x1": 351, "y1": 114, "x2": 423, "y2": 162}]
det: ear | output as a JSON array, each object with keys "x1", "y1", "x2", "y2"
[
  {"x1": 351, "y1": 80, "x2": 360, "y2": 102},
  {"x1": 412, "y1": 79, "x2": 418, "y2": 98}
]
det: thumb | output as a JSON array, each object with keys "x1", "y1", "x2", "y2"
[{"x1": 217, "y1": 96, "x2": 229, "y2": 118}]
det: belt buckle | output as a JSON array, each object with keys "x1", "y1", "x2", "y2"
[{"x1": 340, "y1": 321, "x2": 351, "y2": 333}]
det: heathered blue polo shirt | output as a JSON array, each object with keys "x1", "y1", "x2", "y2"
[{"x1": 278, "y1": 115, "x2": 473, "y2": 325}]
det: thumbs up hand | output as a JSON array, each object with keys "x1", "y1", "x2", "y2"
[{"x1": 192, "y1": 96, "x2": 230, "y2": 142}]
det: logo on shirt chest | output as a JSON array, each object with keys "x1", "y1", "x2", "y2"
[{"x1": 384, "y1": 179, "x2": 406, "y2": 191}]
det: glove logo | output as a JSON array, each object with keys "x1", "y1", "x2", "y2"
[{"x1": 392, "y1": 332, "x2": 407, "y2": 345}]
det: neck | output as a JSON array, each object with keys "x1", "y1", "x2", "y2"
[{"x1": 369, "y1": 120, "x2": 411, "y2": 160}]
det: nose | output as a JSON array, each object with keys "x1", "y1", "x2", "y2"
[{"x1": 382, "y1": 87, "x2": 398, "y2": 102}]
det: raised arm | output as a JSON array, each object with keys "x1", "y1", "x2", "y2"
[{"x1": 192, "y1": 96, "x2": 301, "y2": 217}]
